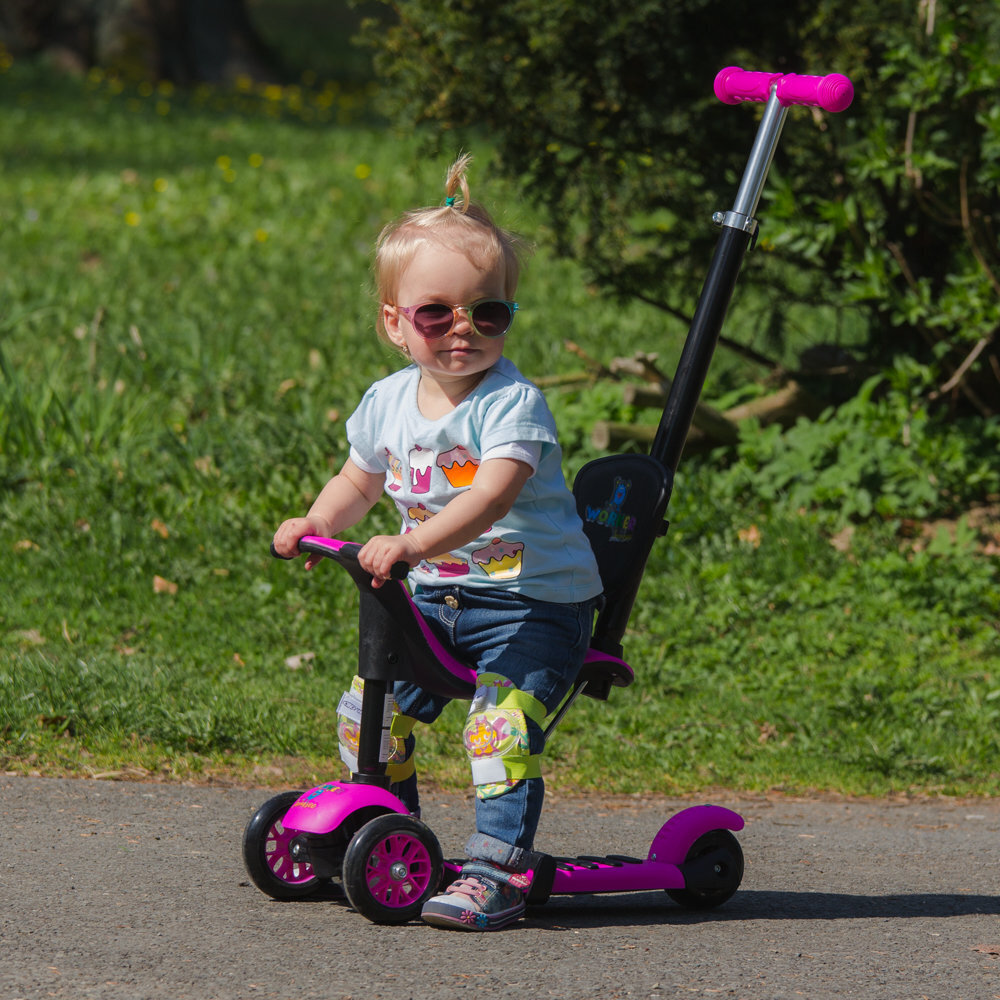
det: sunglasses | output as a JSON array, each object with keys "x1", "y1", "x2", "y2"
[{"x1": 395, "y1": 299, "x2": 519, "y2": 340}]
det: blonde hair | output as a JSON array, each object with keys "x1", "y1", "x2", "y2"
[{"x1": 373, "y1": 154, "x2": 530, "y2": 346}]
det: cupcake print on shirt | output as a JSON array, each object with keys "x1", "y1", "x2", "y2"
[
  {"x1": 406, "y1": 503, "x2": 469, "y2": 578},
  {"x1": 386, "y1": 449, "x2": 404, "y2": 492},
  {"x1": 472, "y1": 538, "x2": 524, "y2": 581},
  {"x1": 409, "y1": 445, "x2": 433, "y2": 494},
  {"x1": 424, "y1": 551, "x2": 471, "y2": 577},
  {"x1": 437, "y1": 445, "x2": 479, "y2": 488}
]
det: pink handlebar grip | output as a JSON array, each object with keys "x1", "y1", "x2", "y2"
[{"x1": 714, "y1": 66, "x2": 854, "y2": 113}]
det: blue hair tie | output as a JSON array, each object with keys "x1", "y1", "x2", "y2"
[{"x1": 445, "y1": 195, "x2": 456, "y2": 207}]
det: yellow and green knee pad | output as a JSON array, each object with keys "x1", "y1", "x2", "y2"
[
  {"x1": 336, "y1": 675, "x2": 416, "y2": 781},
  {"x1": 463, "y1": 672, "x2": 546, "y2": 800}
]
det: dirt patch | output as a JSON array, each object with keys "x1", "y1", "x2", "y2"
[{"x1": 900, "y1": 499, "x2": 1000, "y2": 554}]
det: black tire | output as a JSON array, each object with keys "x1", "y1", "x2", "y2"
[
  {"x1": 341, "y1": 814, "x2": 444, "y2": 924},
  {"x1": 665, "y1": 828, "x2": 744, "y2": 910},
  {"x1": 242, "y1": 791, "x2": 324, "y2": 900}
]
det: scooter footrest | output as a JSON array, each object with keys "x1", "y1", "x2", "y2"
[
  {"x1": 606, "y1": 854, "x2": 644, "y2": 865},
  {"x1": 577, "y1": 854, "x2": 627, "y2": 867},
  {"x1": 554, "y1": 857, "x2": 603, "y2": 871}
]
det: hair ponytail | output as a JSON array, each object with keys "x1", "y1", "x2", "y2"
[{"x1": 444, "y1": 152, "x2": 473, "y2": 212}]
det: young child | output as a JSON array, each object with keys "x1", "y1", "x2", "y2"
[{"x1": 273, "y1": 154, "x2": 603, "y2": 931}]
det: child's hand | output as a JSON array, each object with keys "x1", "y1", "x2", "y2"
[
  {"x1": 358, "y1": 534, "x2": 420, "y2": 587},
  {"x1": 273, "y1": 517, "x2": 330, "y2": 570}
]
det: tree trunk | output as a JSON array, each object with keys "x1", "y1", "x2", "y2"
[{"x1": 0, "y1": 0, "x2": 282, "y2": 84}]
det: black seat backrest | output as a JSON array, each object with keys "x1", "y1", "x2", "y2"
[{"x1": 573, "y1": 454, "x2": 673, "y2": 656}]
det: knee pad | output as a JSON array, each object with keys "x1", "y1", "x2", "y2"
[
  {"x1": 337, "y1": 675, "x2": 416, "y2": 781},
  {"x1": 463, "y1": 672, "x2": 546, "y2": 800}
]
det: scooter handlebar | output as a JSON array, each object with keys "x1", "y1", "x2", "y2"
[
  {"x1": 714, "y1": 66, "x2": 854, "y2": 113},
  {"x1": 270, "y1": 537, "x2": 409, "y2": 579}
]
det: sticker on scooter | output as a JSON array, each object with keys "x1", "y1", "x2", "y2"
[
  {"x1": 298, "y1": 783, "x2": 343, "y2": 808},
  {"x1": 584, "y1": 476, "x2": 638, "y2": 543}
]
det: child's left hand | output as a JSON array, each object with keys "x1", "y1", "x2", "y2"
[{"x1": 358, "y1": 534, "x2": 421, "y2": 587}]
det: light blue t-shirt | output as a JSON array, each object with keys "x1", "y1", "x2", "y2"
[{"x1": 346, "y1": 358, "x2": 602, "y2": 604}]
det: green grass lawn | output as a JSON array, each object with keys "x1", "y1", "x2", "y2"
[{"x1": 2, "y1": 60, "x2": 998, "y2": 797}]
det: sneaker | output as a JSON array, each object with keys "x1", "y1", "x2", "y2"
[{"x1": 421, "y1": 862, "x2": 528, "y2": 931}]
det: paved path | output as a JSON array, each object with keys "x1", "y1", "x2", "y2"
[{"x1": 2, "y1": 776, "x2": 999, "y2": 999}]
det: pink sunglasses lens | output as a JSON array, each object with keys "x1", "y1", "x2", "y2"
[
  {"x1": 469, "y1": 301, "x2": 514, "y2": 338},
  {"x1": 411, "y1": 304, "x2": 455, "y2": 339}
]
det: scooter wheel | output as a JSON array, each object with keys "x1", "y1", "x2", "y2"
[
  {"x1": 666, "y1": 828, "x2": 744, "y2": 910},
  {"x1": 242, "y1": 790, "x2": 324, "y2": 900},
  {"x1": 342, "y1": 813, "x2": 443, "y2": 924}
]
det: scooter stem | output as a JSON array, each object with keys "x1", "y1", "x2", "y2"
[
  {"x1": 729, "y1": 88, "x2": 789, "y2": 231},
  {"x1": 649, "y1": 85, "x2": 789, "y2": 474}
]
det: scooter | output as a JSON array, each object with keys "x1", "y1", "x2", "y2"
[{"x1": 242, "y1": 67, "x2": 854, "y2": 924}]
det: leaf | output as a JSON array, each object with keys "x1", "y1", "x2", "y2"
[
  {"x1": 153, "y1": 575, "x2": 178, "y2": 595},
  {"x1": 284, "y1": 652, "x2": 316, "y2": 671},
  {"x1": 972, "y1": 944, "x2": 1000, "y2": 957}
]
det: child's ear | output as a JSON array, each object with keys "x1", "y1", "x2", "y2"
[{"x1": 383, "y1": 303, "x2": 406, "y2": 349}]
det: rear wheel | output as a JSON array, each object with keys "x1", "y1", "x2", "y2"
[
  {"x1": 341, "y1": 814, "x2": 443, "y2": 924},
  {"x1": 242, "y1": 791, "x2": 324, "y2": 900},
  {"x1": 665, "y1": 829, "x2": 743, "y2": 910}
]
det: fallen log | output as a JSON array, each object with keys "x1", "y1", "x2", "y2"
[
  {"x1": 592, "y1": 380, "x2": 824, "y2": 453},
  {"x1": 591, "y1": 421, "x2": 721, "y2": 455},
  {"x1": 723, "y1": 380, "x2": 825, "y2": 426},
  {"x1": 623, "y1": 383, "x2": 740, "y2": 445}
]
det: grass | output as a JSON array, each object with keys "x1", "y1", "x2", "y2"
[{"x1": 1, "y1": 56, "x2": 998, "y2": 798}]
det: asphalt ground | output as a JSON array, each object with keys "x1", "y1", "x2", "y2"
[{"x1": 2, "y1": 775, "x2": 999, "y2": 999}]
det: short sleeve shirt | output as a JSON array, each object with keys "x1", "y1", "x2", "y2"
[{"x1": 346, "y1": 358, "x2": 602, "y2": 603}]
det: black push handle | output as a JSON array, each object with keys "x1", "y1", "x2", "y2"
[{"x1": 270, "y1": 538, "x2": 409, "y2": 579}]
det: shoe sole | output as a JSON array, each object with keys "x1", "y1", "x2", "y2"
[{"x1": 421, "y1": 902, "x2": 525, "y2": 931}]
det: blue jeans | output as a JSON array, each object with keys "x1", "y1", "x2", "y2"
[{"x1": 393, "y1": 585, "x2": 596, "y2": 870}]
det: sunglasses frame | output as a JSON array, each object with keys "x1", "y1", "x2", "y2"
[{"x1": 394, "y1": 299, "x2": 519, "y2": 340}]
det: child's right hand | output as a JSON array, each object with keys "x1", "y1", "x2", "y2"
[{"x1": 272, "y1": 517, "x2": 329, "y2": 570}]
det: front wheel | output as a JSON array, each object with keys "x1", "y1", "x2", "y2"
[
  {"x1": 242, "y1": 791, "x2": 324, "y2": 900},
  {"x1": 342, "y1": 814, "x2": 443, "y2": 924},
  {"x1": 665, "y1": 828, "x2": 744, "y2": 910}
]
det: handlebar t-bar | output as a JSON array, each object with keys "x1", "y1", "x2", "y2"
[
  {"x1": 714, "y1": 66, "x2": 854, "y2": 113},
  {"x1": 270, "y1": 538, "x2": 410, "y2": 579}
]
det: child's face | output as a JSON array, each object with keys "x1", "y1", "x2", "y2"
[{"x1": 383, "y1": 243, "x2": 509, "y2": 388}]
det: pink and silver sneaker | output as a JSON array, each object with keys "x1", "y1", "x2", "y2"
[{"x1": 421, "y1": 862, "x2": 529, "y2": 931}]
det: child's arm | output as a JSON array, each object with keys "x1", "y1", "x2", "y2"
[
  {"x1": 358, "y1": 457, "x2": 533, "y2": 585},
  {"x1": 273, "y1": 457, "x2": 385, "y2": 570}
]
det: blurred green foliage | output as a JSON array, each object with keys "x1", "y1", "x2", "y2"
[{"x1": 363, "y1": 0, "x2": 1000, "y2": 416}]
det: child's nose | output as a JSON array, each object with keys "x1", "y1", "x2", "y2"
[{"x1": 452, "y1": 306, "x2": 474, "y2": 335}]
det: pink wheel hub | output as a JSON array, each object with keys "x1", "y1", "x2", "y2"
[
  {"x1": 265, "y1": 814, "x2": 315, "y2": 885},
  {"x1": 364, "y1": 830, "x2": 436, "y2": 907}
]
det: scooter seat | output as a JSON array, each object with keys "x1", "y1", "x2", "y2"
[{"x1": 577, "y1": 647, "x2": 634, "y2": 701}]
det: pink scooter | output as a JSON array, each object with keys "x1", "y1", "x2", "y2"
[{"x1": 243, "y1": 67, "x2": 854, "y2": 925}]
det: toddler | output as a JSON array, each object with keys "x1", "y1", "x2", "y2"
[{"x1": 273, "y1": 154, "x2": 602, "y2": 930}]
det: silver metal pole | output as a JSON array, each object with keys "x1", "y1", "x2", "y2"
[{"x1": 715, "y1": 86, "x2": 789, "y2": 237}]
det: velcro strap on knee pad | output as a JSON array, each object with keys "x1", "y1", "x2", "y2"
[
  {"x1": 337, "y1": 675, "x2": 416, "y2": 780},
  {"x1": 464, "y1": 673, "x2": 546, "y2": 792},
  {"x1": 474, "y1": 672, "x2": 547, "y2": 725},
  {"x1": 389, "y1": 713, "x2": 416, "y2": 738}
]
